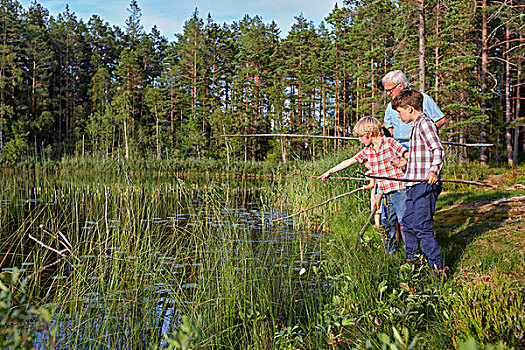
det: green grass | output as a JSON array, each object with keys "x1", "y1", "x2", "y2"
[
  {"x1": 1, "y1": 157, "x2": 524, "y2": 349},
  {"x1": 280, "y1": 156, "x2": 525, "y2": 349}
]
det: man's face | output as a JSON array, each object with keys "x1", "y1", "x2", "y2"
[
  {"x1": 396, "y1": 106, "x2": 413, "y2": 124},
  {"x1": 383, "y1": 79, "x2": 403, "y2": 98}
]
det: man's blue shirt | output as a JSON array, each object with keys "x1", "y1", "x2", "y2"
[{"x1": 384, "y1": 91, "x2": 445, "y2": 140}]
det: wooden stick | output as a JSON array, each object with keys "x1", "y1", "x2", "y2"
[
  {"x1": 442, "y1": 141, "x2": 495, "y2": 147},
  {"x1": 40, "y1": 225, "x2": 73, "y2": 251},
  {"x1": 356, "y1": 193, "x2": 383, "y2": 242},
  {"x1": 299, "y1": 174, "x2": 368, "y2": 181},
  {"x1": 360, "y1": 173, "x2": 490, "y2": 187},
  {"x1": 29, "y1": 234, "x2": 67, "y2": 257},
  {"x1": 39, "y1": 225, "x2": 80, "y2": 262},
  {"x1": 221, "y1": 133, "x2": 359, "y2": 141},
  {"x1": 221, "y1": 133, "x2": 494, "y2": 147},
  {"x1": 272, "y1": 186, "x2": 366, "y2": 223}
]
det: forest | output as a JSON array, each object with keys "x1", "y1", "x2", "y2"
[{"x1": 0, "y1": 0, "x2": 524, "y2": 165}]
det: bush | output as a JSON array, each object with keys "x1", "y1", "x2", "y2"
[
  {"x1": 445, "y1": 272, "x2": 525, "y2": 349},
  {"x1": 0, "y1": 268, "x2": 55, "y2": 349}
]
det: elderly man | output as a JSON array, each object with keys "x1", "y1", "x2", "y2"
[{"x1": 382, "y1": 70, "x2": 447, "y2": 148}]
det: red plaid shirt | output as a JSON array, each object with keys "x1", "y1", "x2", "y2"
[
  {"x1": 405, "y1": 114, "x2": 444, "y2": 186},
  {"x1": 354, "y1": 137, "x2": 407, "y2": 194}
]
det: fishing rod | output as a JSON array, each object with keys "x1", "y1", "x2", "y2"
[
  {"x1": 299, "y1": 174, "x2": 368, "y2": 181},
  {"x1": 275, "y1": 173, "x2": 489, "y2": 225},
  {"x1": 271, "y1": 186, "x2": 367, "y2": 223},
  {"x1": 358, "y1": 172, "x2": 491, "y2": 187},
  {"x1": 221, "y1": 133, "x2": 494, "y2": 148},
  {"x1": 222, "y1": 133, "x2": 359, "y2": 141},
  {"x1": 299, "y1": 173, "x2": 490, "y2": 187}
]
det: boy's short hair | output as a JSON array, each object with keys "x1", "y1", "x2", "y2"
[
  {"x1": 353, "y1": 116, "x2": 383, "y2": 137},
  {"x1": 391, "y1": 88, "x2": 423, "y2": 112}
]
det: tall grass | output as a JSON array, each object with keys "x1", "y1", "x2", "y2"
[
  {"x1": 0, "y1": 169, "x2": 325, "y2": 349},
  {"x1": 2, "y1": 153, "x2": 523, "y2": 349},
  {"x1": 277, "y1": 153, "x2": 455, "y2": 349},
  {"x1": 280, "y1": 153, "x2": 525, "y2": 349},
  {"x1": 5, "y1": 156, "x2": 299, "y2": 180}
]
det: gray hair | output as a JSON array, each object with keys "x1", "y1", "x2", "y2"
[{"x1": 381, "y1": 70, "x2": 409, "y2": 88}]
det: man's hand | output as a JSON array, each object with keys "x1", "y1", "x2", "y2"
[{"x1": 426, "y1": 172, "x2": 438, "y2": 185}]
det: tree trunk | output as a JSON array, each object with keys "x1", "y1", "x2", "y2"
[
  {"x1": 170, "y1": 74, "x2": 174, "y2": 147},
  {"x1": 434, "y1": 0, "x2": 440, "y2": 102},
  {"x1": 513, "y1": 22, "x2": 522, "y2": 164},
  {"x1": 322, "y1": 77, "x2": 327, "y2": 153},
  {"x1": 155, "y1": 104, "x2": 160, "y2": 160},
  {"x1": 505, "y1": 25, "x2": 513, "y2": 166},
  {"x1": 479, "y1": 0, "x2": 488, "y2": 165},
  {"x1": 371, "y1": 40, "x2": 375, "y2": 118},
  {"x1": 0, "y1": 88, "x2": 3, "y2": 151},
  {"x1": 418, "y1": 0, "x2": 426, "y2": 91},
  {"x1": 335, "y1": 72, "x2": 340, "y2": 151},
  {"x1": 124, "y1": 117, "x2": 129, "y2": 159}
]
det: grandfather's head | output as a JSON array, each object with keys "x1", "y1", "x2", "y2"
[{"x1": 381, "y1": 70, "x2": 409, "y2": 98}]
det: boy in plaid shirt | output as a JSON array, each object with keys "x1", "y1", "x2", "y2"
[
  {"x1": 318, "y1": 117, "x2": 408, "y2": 253},
  {"x1": 392, "y1": 89, "x2": 444, "y2": 270}
]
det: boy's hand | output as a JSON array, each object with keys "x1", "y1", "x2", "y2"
[
  {"x1": 426, "y1": 172, "x2": 438, "y2": 185},
  {"x1": 363, "y1": 178, "x2": 375, "y2": 190},
  {"x1": 391, "y1": 156, "x2": 407, "y2": 168},
  {"x1": 318, "y1": 170, "x2": 332, "y2": 181}
]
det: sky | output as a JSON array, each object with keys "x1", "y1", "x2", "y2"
[{"x1": 18, "y1": 0, "x2": 341, "y2": 40}]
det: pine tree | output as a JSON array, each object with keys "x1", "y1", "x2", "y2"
[
  {"x1": 429, "y1": 0, "x2": 481, "y2": 154},
  {"x1": 0, "y1": 0, "x2": 24, "y2": 151},
  {"x1": 158, "y1": 42, "x2": 180, "y2": 151},
  {"x1": 115, "y1": 48, "x2": 142, "y2": 158},
  {"x1": 22, "y1": 1, "x2": 55, "y2": 154},
  {"x1": 231, "y1": 15, "x2": 279, "y2": 160},
  {"x1": 278, "y1": 14, "x2": 320, "y2": 159},
  {"x1": 174, "y1": 9, "x2": 206, "y2": 157}
]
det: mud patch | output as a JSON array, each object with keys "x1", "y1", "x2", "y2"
[{"x1": 435, "y1": 195, "x2": 525, "y2": 225}]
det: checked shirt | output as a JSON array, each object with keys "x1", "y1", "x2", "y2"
[
  {"x1": 405, "y1": 113, "x2": 444, "y2": 186},
  {"x1": 354, "y1": 137, "x2": 407, "y2": 194}
]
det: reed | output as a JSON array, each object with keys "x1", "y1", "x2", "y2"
[
  {"x1": 2, "y1": 158, "x2": 523, "y2": 349},
  {"x1": 0, "y1": 168, "x2": 326, "y2": 349}
]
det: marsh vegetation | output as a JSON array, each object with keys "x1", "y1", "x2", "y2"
[{"x1": 1, "y1": 157, "x2": 524, "y2": 349}]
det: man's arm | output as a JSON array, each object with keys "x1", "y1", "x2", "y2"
[
  {"x1": 435, "y1": 117, "x2": 447, "y2": 130},
  {"x1": 423, "y1": 93, "x2": 446, "y2": 130}
]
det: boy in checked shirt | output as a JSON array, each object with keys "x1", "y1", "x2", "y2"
[
  {"x1": 392, "y1": 89, "x2": 445, "y2": 272},
  {"x1": 318, "y1": 116, "x2": 408, "y2": 254}
]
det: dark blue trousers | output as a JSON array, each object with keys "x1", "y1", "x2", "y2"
[{"x1": 402, "y1": 183, "x2": 443, "y2": 269}]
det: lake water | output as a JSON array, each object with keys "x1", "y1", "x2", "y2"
[{"x1": 0, "y1": 171, "x2": 325, "y2": 348}]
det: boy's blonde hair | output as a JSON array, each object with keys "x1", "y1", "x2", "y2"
[{"x1": 353, "y1": 116, "x2": 383, "y2": 137}]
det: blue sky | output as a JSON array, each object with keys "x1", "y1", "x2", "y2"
[{"x1": 18, "y1": 0, "x2": 341, "y2": 40}]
